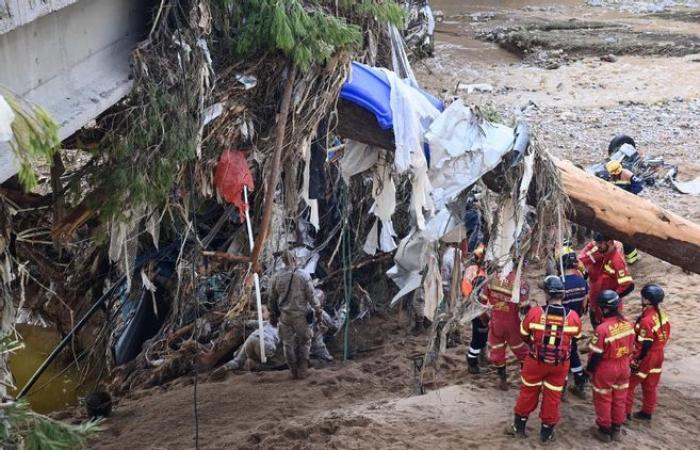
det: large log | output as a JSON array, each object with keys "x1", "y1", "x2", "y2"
[{"x1": 336, "y1": 98, "x2": 700, "y2": 274}]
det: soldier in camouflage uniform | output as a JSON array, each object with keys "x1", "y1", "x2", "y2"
[{"x1": 269, "y1": 251, "x2": 321, "y2": 379}]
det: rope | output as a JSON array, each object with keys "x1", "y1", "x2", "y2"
[{"x1": 341, "y1": 183, "x2": 352, "y2": 361}]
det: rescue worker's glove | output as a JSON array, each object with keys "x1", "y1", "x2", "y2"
[{"x1": 630, "y1": 359, "x2": 640, "y2": 373}]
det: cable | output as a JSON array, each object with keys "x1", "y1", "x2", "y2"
[{"x1": 189, "y1": 161, "x2": 200, "y2": 450}]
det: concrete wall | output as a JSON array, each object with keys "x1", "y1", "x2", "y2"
[{"x1": 0, "y1": 0, "x2": 152, "y2": 184}]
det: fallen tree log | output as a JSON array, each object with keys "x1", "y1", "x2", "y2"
[{"x1": 336, "y1": 98, "x2": 700, "y2": 274}]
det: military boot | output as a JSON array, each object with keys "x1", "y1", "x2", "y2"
[
  {"x1": 289, "y1": 363, "x2": 299, "y2": 379},
  {"x1": 610, "y1": 424, "x2": 622, "y2": 442},
  {"x1": 593, "y1": 426, "x2": 612, "y2": 443},
  {"x1": 633, "y1": 411, "x2": 652, "y2": 421},
  {"x1": 506, "y1": 414, "x2": 528, "y2": 437},
  {"x1": 497, "y1": 367, "x2": 509, "y2": 391},
  {"x1": 540, "y1": 424, "x2": 555, "y2": 443},
  {"x1": 297, "y1": 359, "x2": 309, "y2": 379},
  {"x1": 570, "y1": 373, "x2": 587, "y2": 399},
  {"x1": 466, "y1": 356, "x2": 480, "y2": 374}
]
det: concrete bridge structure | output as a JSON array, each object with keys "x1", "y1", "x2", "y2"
[{"x1": 0, "y1": 0, "x2": 154, "y2": 183}]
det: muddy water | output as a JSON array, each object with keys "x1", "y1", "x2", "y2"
[{"x1": 9, "y1": 324, "x2": 96, "y2": 414}]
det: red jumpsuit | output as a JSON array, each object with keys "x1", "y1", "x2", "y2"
[
  {"x1": 625, "y1": 306, "x2": 671, "y2": 416},
  {"x1": 484, "y1": 272, "x2": 530, "y2": 367},
  {"x1": 588, "y1": 316, "x2": 636, "y2": 429},
  {"x1": 578, "y1": 241, "x2": 633, "y2": 322},
  {"x1": 514, "y1": 304, "x2": 582, "y2": 425}
]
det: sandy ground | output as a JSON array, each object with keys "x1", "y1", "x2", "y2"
[{"x1": 89, "y1": 1, "x2": 700, "y2": 449}]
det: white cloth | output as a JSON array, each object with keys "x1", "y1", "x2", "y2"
[{"x1": 340, "y1": 140, "x2": 379, "y2": 182}]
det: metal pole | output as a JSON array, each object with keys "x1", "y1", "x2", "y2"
[
  {"x1": 244, "y1": 186, "x2": 266, "y2": 364},
  {"x1": 17, "y1": 275, "x2": 126, "y2": 399}
]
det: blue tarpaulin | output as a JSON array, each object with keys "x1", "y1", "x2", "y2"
[{"x1": 340, "y1": 61, "x2": 444, "y2": 131}]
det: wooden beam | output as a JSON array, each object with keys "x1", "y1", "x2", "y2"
[{"x1": 335, "y1": 99, "x2": 700, "y2": 274}]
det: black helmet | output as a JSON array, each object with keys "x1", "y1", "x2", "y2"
[
  {"x1": 641, "y1": 284, "x2": 664, "y2": 304},
  {"x1": 543, "y1": 276, "x2": 565, "y2": 298},
  {"x1": 594, "y1": 232, "x2": 611, "y2": 243},
  {"x1": 597, "y1": 290, "x2": 621, "y2": 309}
]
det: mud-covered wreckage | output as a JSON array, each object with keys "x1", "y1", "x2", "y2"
[{"x1": 1, "y1": 0, "x2": 698, "y2": 403}]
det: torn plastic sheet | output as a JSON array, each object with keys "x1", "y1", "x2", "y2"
[
  {"x1": 363, "y1": 156, "x2": 398, "y2": 254},
  {"x1": 671, "y1": 176, "x2": 700, "y2": 195},
  {"x1": 380, "y1": 68, "x2": 440, "y2": 174},
  {"x1": 486, "y1": 198, "x2": 517, "y2": 275},
  {"x1": 301, "y1": 138, "x2": 320, "y2": 230},
  {"x1": 0, "y1": 95, "x2": 15, "y2": 142},
  {"x1": 292, "y1": 247, "x2": 320, "y2": 276},
  {"x1": 363, "y1": 219, "x2": 397, "y2": 255},
  {"x1": 235, "y1": 74, "x2": 258, "y2": 90},
  {"x1": 387, "y1": 210, "x2": 459, "y2": 305},
  {"x1": 340, "y1": 140, "x2": 379, "y2": 183},
  {"x1": 425, "y1": 100, "x2": 515, "y2": 209},
  {"x1": 422, "y1": 253, "x2": 443, "y2": 322},
  {"x1": 388, "y1": 24, "x2": 417, "y2": 86}
]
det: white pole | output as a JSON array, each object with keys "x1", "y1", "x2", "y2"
[{"x1": 244, "y1": 186, "x2": 266, "y2": 364}]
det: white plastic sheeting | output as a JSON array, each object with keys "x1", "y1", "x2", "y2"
[
  {"x1": 422, "y1": 253, "x2": 443, "y2": 322},
  {"x1": 340, "y1": 140, "x2": 379, "y2": 182},
  {"x1": 0, "y1": 95, "x2": 14, "y2": 142},
  {"x1": 426, "y1": 100, "x2": 515, "y2": 210},
  {"x1": 380, "y1": 68, "x2": 440, "y2": 174},
  {"x1": 363, "y1": 155, "x2": 398, "y2": 255},
  {"x1": 387, "y1": 102, "x2": 520, "y2": 303}
]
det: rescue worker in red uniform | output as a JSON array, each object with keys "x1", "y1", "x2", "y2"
[
  {"x1": 510, "y1": 276, "x2": 582, "y2": 442},
  {"x1": 578, "y1": 233, "x2": 634, "y2": 328},
  {"x1": 625, "y1": 284, "x2": 670, "y2": 421},
  {"x1": 483, "y1": 269, "x2": 530, "y2": 390},
  {"x1": 585, "y1": 290, "x2": 636, "y2": 443},
  {"x1": 461, "y1": 243, "x2": 487, "y2": 374}
]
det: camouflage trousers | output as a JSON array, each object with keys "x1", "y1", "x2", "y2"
[{"x1": 279, "y1": 315, "x2": 313, "y2": 370}]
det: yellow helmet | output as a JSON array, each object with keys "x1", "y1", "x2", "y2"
[{"x1": 605, "y1": 160, "x2": 623, "y2": 176}]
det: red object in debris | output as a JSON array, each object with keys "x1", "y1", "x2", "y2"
[{"x1": 214, "y1": 149, "x2": 254, "y2": 220}]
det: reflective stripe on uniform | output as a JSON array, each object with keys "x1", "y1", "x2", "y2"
[
  {"x1": 563, "y1": 326, "x2": 580, "y2": 333},
  {"x1": 543, "y1": 381, "x2": 564, "y2": 392},
  {"x1": 511, "y1": 341, "x2": 526, "y2": 350},
  {"x1": 521, "y1": 377, "x2": 542, "y2": 388},
  {"x1": 637, "y1": 336, "x2": 654, "y2": 342},
  {"x1": 612, "y1": 383, "x2": 629, "y2": 390},
  {"x1": 592, "y1": 385, "x2": 611, "y2": 394},
  {"x1": 529, "y1": 323, "x2": 546, "y2": 331},
  {"x1": 617, "y1": 276, "x2": 633, "y2": 284},
  {"x1": 604, "y1": 329, "x2": 635, "y2": 343},
  {"x1": 635, "y1": 371, "x2": 648, "y2": 379},
  {"x1": 589, "y1": 344, "x2": 604, "y2": 354},
  {"x1": 649, "y1": 368, "x2": 663, "y2": 374},
  {"x1": 490, "y1": 285, "x2": 514, "y2": 296},
  {"x1": 489, "y1": 342, "x2": 506, "y2": 349}
]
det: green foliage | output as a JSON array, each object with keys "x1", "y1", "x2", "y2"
[
  {"x1": 334, "y1": 0, "x2": 405, "y2": 28},
  {"x1": 0, "y1": 400, "x2": 101, "y2": 449},
  {"x1": 1, "y1": 91, "x2": 60, "y2": 191},
  {"x1": 216, "y1": 0, "x2": 370, "y2": 71},
  {"x1": 88, "y1": 64, "x2": 201, "y2": 221}
]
